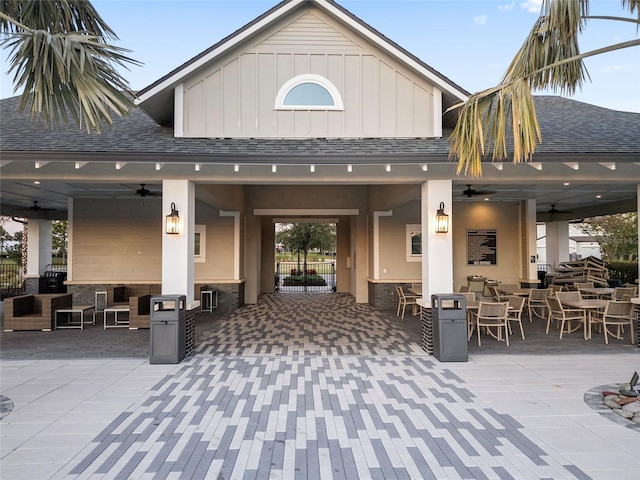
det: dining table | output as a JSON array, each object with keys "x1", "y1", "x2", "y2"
[
  {"x1": 498, "y1": 286, "x2": 531, "y2": 296},
  {"x1": 560, "y1": 298, "x2": 608, "y2": 339},
  {"x1": 578, "y1": 287, "x2": 614, "y2": 299}
]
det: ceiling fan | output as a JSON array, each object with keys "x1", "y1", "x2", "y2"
[
  {"x1": 135, "y1": 184, "x2": 161, "y2": 197},
  {"x1": 462, "y1": 184, "x2": 496, "y2": 198},
  {"x1": 15, "y1": 201, "x2": 56, "y2": 212},
  {"x1": 548, "y1": 204, "x2": 573, "y2": 214}
]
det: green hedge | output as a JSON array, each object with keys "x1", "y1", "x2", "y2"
[
  {"x1": 283, "y1": 274, "x2": 327, "y2": 286},
  {"x1": 606, "y1": 262, "x2": 638, "y2": 285}
]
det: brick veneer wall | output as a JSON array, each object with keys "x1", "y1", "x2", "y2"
[
  {"x1": 185, "y1": 307, "x2": 196, "y2": 357},
  {"x1": 368, "y1": 282, "x2": 414, "y2": 309},
  {"x1": 67, "y1": 284, "x2": 160, "y2": 306},
  {"x1": 195, "y1": 282, "x2": 245, "y2": 312}
]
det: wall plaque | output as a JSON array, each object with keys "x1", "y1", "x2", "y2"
[{"x1": 467, "y1": 229, "x2": 497, "y2": 265}]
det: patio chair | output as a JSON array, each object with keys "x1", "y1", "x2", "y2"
[
  {"x1": 590, "y1": 300, "x2": 635, "y2": 344},
  {"x1": 574, "y1": 282, "x2": 595, "y2": 298},
  {"x1": 469, "y1": 301, "x2": 509, "y2": 346},
  {"x1": 395, "y1": 285, "x2": 418, "y2": 319},
  {"x1": 555, "y1": 291, "x2": 582, "y2": 305},
  {"x1": 545, "y1": 296, "x2": 586, "y2": 339},
  {"x1": 527, "y1": 288, "x2": 551, "y2": 321},
  {"x1": 506, "y1": 295, "x2": 526, "y2": 340},
  {"x1": 467, "y1": 277, "x2": 486, "y2": 298},
  {"x1": 487, "y1": 285, "x2": 509, "y2": 302},
  {"x1": 613, "y1": 286, "x2": 637, "y2": 300},
  {"x1": 549, "y1": 284, "x2": 564, "y2": 293}
]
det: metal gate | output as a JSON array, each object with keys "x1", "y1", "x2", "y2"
[{"x1": 275, "y1": 261, "x2": 336, "y2": 292}]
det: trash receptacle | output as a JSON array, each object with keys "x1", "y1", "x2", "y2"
[
  {"x1": 150, "y1": 295, "x2": 186, "y2": 364},
  {"x1": 431, "y1": 294, "x2": 468, "y2": 362}
]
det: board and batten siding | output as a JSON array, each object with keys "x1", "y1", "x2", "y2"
[
  {"x1": 182, "y1": 10, "x2": 436, "y2": 138},
  {"x1": 71, "y1": 199, "x2": 162, "y2": 282}
]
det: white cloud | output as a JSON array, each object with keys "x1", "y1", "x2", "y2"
[
  {"x1": 520, "y1": 0, "x2": 543, "y2": 14},
  {"x1": 474, "y1": 15, "x2": 488, "y2": 25},
  {"x1": 498, "y1": 3, "x2": 516, "y2": 12},
  {"x1": 604, "y1": 64, "x2": 631, "y2": 73}
]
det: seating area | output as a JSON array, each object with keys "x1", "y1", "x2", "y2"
[
  {"x1": 447, "y1": 277, "x2": 640, "y2": 347},
  {"x1": 3, "y1": 293, "x2": 73, "y2": 331},
  {"x1": 2, "y1": 285, "x2": 159, "y2": 332}
]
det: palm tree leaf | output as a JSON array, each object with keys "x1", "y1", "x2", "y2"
[{"x1": 2, "y1": 28, "x2": 141, "y2": 132}]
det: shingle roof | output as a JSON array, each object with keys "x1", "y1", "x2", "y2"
[{"x1": 1, "y1": 95, "x2": 638, "y2": 164}]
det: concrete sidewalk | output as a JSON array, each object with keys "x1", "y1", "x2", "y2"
[{"x1": 1, "y1": 294, "x2": 639, "y2": 479}]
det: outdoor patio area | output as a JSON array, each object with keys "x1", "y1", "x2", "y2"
[{"x1": 1, "y1": 293, "x2": 639, "y2": 479}]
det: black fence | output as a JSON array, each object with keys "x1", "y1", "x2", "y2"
[
  {"x1": 276, "y1": 261, "x2": 336, "y2": 292},
  {"x1": 0, "y1": 264, "x2": 25, "y2": 299}
]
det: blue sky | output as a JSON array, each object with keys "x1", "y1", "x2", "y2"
[{"x1": 1, "y1": 0, "x2": 639, "y2": 112}]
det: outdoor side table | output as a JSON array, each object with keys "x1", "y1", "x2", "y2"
[
  {"x1": 104, "y1": 307, "x2": 130, "y2": 329},
  {"x1": 200, "y1": 289, "x2": 217, "y2": 313},
  {"x1": 55, "y1": 305, "x2": 96, "y2": 330}
]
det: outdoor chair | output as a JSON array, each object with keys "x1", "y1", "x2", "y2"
[
  {"x1": 549, "y1": 284, "x2": 564, "y2": 293},
  {"x1": 545, "y1": 296, "x2": 586, "y2": 339},
  {"x1": 555, "y1": 291, "x2": 582, "y2": 305},
  {"x1": 506, "y1": 295, "x2": 526, "y2": 340},
  {"x1": 469, "y1": 301, "x2": 509, "y2": 346},
  {"x1": 467, "y1": 277, "x2": 486, "y2": 298},
  {"x1": 488, "y1": 285, "x2": 509, "y2": 303},
  {"x1": 395, "y1": 285, "x2": 418, "y2": 319},
  {"x1": 613, "y1": 286, "x2": 637, "y2": 300},
  {"x1": 574, "y1": 282, "x2": 595, "y2": 298},
  {"x1": 527, "y1": 288, "x2": 551, "y2": 321},
  {"x1": 590, "y1": 300, "x2": 635, "y2": 344}
]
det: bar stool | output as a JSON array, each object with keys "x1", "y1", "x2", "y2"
[{"x1": 200, "y1": 286, "x2": 217, "y2": 312}]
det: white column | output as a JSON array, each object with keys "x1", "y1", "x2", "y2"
[
  {"x1": 637, "y1": 184, "x2": 640, "y2": 286},
  {"x1": 546, "y1": 221, "x2": 570, "y2": 270},
  {"x1": 420, "y1": 180, "x2": 453, "y2": 300},
  {"x1": 162, "y1": 180, "x2": 195, "y2": 305},
  {"x1": 523, "y1": 199, "x2": 539, "y2": 282},
  {"x1": 26, "y1": 219, "x2": 52, "y2": 277}
]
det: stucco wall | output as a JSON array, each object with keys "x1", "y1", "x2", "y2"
[
  {"x1": 452, "y1": 202, "x2": 522, "y2": 291},
  {"x1": 377, "y1": 200, "x2": 421, "y2": 280},
  {"x1": 71, "y1": 198, "x2": 162, "y2": 282},
  {"x1": 70, "y1": 198, "x2": 237, "y2": 283}
]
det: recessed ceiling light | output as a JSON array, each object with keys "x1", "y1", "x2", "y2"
[
  {"x1": 563, "y1": 182, "x2": 570, "y2": 186},
  {"x1": 33, "y1": 181, "x2": 40, "y2": 185},
  {"x1": 596, "y1": 195, "x2": 602, "y2": 199}
]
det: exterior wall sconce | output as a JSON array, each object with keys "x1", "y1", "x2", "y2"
[
  {"x1": 435, "y1": 202, "x2": 449, "y2": 233},
  {"x1": 166, "y1": 202, "x2": 180, "y2": 235}
]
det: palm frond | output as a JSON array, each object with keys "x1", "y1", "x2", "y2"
[
  {"x1": 0, "y1": 0, "x2": 117, "y2": 37},
  {"x1": 3, "y1": 28, "x2": 141, "y2": 132},
  {"x1": 449, "y1": 0, "x2": 639, "y2": 177},
  {"x1": 0, "y1": 1, "x2": 140, "y2": 133}
]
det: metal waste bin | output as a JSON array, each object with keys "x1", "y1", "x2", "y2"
[
  {"x1": 431, "y1": 294, "x2": 468, "y2": 362},
  {"x1": 150, "y1": 295, "x2": 187, "y2": 364}
]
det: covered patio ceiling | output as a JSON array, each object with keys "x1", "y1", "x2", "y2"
[{"x1": 0, "y1": 161, "x2": 636, "y2": 223}]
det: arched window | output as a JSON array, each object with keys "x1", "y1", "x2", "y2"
[{"x1": 275, "y1": 74, "x2": 344, "y2": 110}]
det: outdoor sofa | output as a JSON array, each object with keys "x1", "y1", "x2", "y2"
[{"x1": 3, "y1": 293, "x2": 73, "y2": 331}]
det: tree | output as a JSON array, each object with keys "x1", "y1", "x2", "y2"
[
  {"x1": 579, "y1": 213, "x2": 638, "y2": 262},
  {"x1": 0, "y1": 0, "x2": 140, "y2": 133},
  {"x1": 52, "y1": 220, "x2": 68, "y2": 264},
  {"x1": 278, "y1": 223, "x2": 336, "y2": 271},
  {"x1": 449, "y1": 0, "x2": 640, "y2": 177}
]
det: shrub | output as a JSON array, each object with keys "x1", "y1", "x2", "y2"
[
  {"x1": 606, "y1": 262, "x2": 638, "y2": 285},
  {"x1": 283, "y1": 273, "x2": 327, "y2": 286}
]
